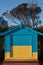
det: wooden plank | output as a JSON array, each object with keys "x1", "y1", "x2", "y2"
[
  {"x1": 3, "y1": 63, "x2": 39, "y2": 65},
  {"x1": 1, "y1": 60, "x2": 39, "y2": 65}
]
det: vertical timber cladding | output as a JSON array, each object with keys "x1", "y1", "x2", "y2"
[
  {"x1": 5, "y1": 35, "x2": 10, "y2": 60},
  {"x1": 4, "y1": 34, "x2": 38, "y2": 60},
  {"x1": 32, "y1": 35, "x2": 38, "y2": 59},
  {"x1": 0, "y1": 25, "x2": 42, "y2": 60},
  {"x1": 12, "y1": 34, "x2": 32, "y2": 59}
]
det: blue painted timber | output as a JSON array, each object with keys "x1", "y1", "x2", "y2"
[{"x1": 0, "y1": 25, "x2": 42, "y2": 53}]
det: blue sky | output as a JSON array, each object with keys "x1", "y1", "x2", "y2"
[{"x1": 0, "y1": 0, "x2": 43, "y2": 25}]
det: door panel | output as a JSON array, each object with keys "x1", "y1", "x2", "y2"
[
  {"x1": 13, "y1": 35, "x2": 32, "y2": 59},
  {"x1": 13, "y1": 46, "x2": 32, "y2": 59}
]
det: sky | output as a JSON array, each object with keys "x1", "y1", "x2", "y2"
[{"x1": 0, "y1": 0, "x2": 43, "y2": 25}]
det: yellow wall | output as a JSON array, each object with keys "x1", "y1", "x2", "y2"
[{"x1": 5, "y1": 46, "x2": 38, "y2": 60}]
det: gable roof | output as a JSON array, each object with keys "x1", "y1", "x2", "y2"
[{"x1": 0, "y1": 25, "x2": 43, "y2": 36}]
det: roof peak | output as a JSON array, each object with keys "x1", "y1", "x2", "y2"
[{"x1": 0, "y1": 25, "x2": 42, "y2": 36}]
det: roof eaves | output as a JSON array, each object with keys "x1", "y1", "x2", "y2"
[
  {"x1": 0, "y1": 25, "x2": 20, "y2": 36},
  {"x1": 26, "y1": 27, "x2": 43, "y2": 35}
]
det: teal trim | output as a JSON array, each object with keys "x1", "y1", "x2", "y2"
[
  {"x1": 0, "y1": 25, "x2": 42, "y2": 37},
  {"x1": 11, "y1": 28, "x2": 34, "y2": 35},
  {"x1": 0, "y1": 25, "x2": 20, "y2": 36},
  {"x1": 5, "y1": 35, "x2": 10, "y2": 52},
  {"x1": 25, "y1": 27, "x2": 42, "y2": 35},
  {"x1": 0, "y1": 24, "x2": 42, "y2": 53},
  {"x1": 32, "y1": 35, "x2": 38, "y2": 52},
  {"x1": 10, "y1": 35, "x2": 13, "y2": 46}
]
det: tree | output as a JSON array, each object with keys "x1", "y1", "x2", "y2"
[{"x1": 31, "y1": 15, "x2": 42, "y2": 28}]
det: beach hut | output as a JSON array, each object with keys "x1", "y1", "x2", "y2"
[{"x1": 0, "y1": 25, "x2": 42, "y2": 60}]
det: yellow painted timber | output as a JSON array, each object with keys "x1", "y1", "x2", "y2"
[
  {"x1": 5, "y1": 52, "x2": 10, "y2": 60},
  {"x1": 5, "y1": 46, "x2": 38, "y2": 60},
  {"x1": 12, "y1": 46, "x2": 32, "y2": 59},
  {"x1": 32, "y1": 52, "x2": 38, "y2": 59},
  {"x1": 5, "y1": 52, "x2": 15, "y2": 60}
]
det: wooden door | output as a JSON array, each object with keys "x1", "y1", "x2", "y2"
[{"x1": 13, "y1": 35, "x2": 32, "y2": 59}]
